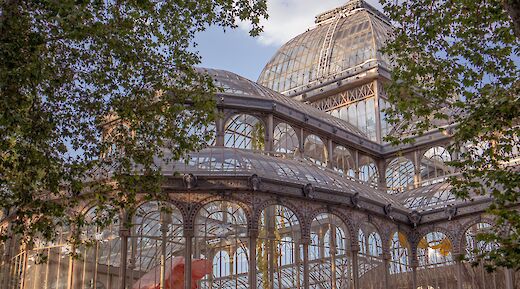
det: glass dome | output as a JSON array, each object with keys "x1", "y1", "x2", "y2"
[{"x1": 257, "y1": 0, "x2": 391, "y2": 96}]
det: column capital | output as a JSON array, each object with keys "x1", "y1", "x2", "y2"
[
  {"x1": 248, "y1": 229, "x2": 259, "y2": 238},
  {"x1": 183, "y1": 229, "x2": 194, "y2": 238}
]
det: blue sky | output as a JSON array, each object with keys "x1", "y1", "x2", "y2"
[{"x1": 195, "y1": 0, "x2": 381, "y2": 81}]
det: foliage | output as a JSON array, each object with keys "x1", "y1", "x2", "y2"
[
  {"x1": 380, "y1": 0, "x2": 520, "y2": 269},
  {"x1": 0, "y1": 0, "x2": 267, "y2": 247}
]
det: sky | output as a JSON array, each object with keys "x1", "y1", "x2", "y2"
[{"x1": 194, "y1": 0, "x2": 381, "y2": 81}]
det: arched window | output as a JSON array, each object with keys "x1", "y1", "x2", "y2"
[
  {"x1": 368, "y1": 232, "x2": 382, "y2": 256},
  {"x1": 386, "y1": 157, "x2": 414, "y2": 194},
  {"x1": 225, "y1": 114, "x2": 265, "y2": 150},
  {"x1": 213, "y1": 250, "x2": 231, "y2": 277},
  {"x1": 462, "y1": 223, "x2": 502, "y2": 289},
  {"x1": 358, "y1": 229, "x2": 367, "y2": 255},
  {"x1": 195, "y1": 201, "x2": 248, "y2": 287},
  {"x1": 280, "y1": 236, "x2": 294, "y2": 266},
  {"x1": 258, "y1": 205, "x2": 302, "y2": 289},
  {"x1": 304, "y1": 134, "x2": 328, "y2": 166},
  {"x1": 273, "y1": 122, "x2": 299, "y2": 154},
  {"x1": 464, "y1": 223, "x2": 494, "y2": 260},
  {"x1": 332, "y1": 146, "x2": 355, "y2": 177},
  {"x1": 309, "y1": 213, "x2": 351, "y2": 289},
  {"x1": 390, "y1": 232, "x2": 411, "y2": 275},
  {"x1": 309, "y1": 232, "x2": 320, "y2": 260},
  {"x1": 357, "y1": 223, "x2": 384, "y2": 288},
  {"x1": 130, "y1": 202, "x2": 184, "y2": 289},
  {"x1": 417, "y1": 232, "x2": 455, "y2": 289},
  {"x1": 417, "y1": 232, "x2": 453, "y2": 267},
  {"x1": 359, "y1": 156, "x2": 379, "y2": 186},
  {"x1": 21, "y1": 222, "x2": 82, "y2": 289},
  {"x1": 234, "y1": 246, "x2": 249, "y2": 275},
  {"x1": 421, "y1": 146, "x2": 452, "y2": 185}
]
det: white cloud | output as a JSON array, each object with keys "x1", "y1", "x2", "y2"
[{"x1": 239, "y1": 0, "x2": 381, "y2": 46}]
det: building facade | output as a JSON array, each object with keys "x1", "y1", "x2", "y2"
[{"x1": 1, "y1": 1, "x2": 519, "y2": 289}]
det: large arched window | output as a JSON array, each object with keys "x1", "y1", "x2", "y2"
[
  {"x1": 332, "y1": 146, "x2": 356, "y2": 177},
  {"x1": 389, "y1": 231, "x2": 412, "y2": 288},
  {"x1": 389, "y1": 232, "x2": 410, "y2": 274},
  {"x1": 417, "y1": 232, "x2": 453, "y2": 267},
  {"x1": 195, "y1": 201, "x2": 248, "y2": 288},
  {"x1": 309, "y1": 213, "x2": 351, "y2": 289},
  {"x1": 462, "y1": 223, "x2": 502, "y2": 289},
  {"x1": 358, "y1": 223, "x2": 384, "y2": 289},
  {"x1": 225, "y1": 114, "x2": 265, "y2": 150},
  {"x1": 386, "y1": 157, "x2": 415, "y2": 194},
  {"x1": 420, "y1": 146, "x2": 452, "y2": 185},
  {"x1": 304, "y1": 134, "x2": 328, "y2": 166},
  {"x1": 273, "y1": 122, "x2": 299, "y2": 154},
  {"x1": 359, "y1": 156, "x2": 379, "y2": 187},
  {"x1": 464, "y1": 222, "x2": 494, "y2": 259},
  {"x1": 130, "y1": 202, "x2": 184, "y2": 289},
  {"x1": 417, "y1": 232, "x2": 455, "y2": 289},
  {"x1": 258, "y1": 205, "x2": 302, "y2": 289}
]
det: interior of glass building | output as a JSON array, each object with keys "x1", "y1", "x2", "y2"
[{"x1": 1, "y1": 1, "x2": 519, "y2": 289}]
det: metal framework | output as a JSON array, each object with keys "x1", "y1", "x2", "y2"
[{"x1": 1, "y1": 1, "x2": 519, "y2": 289}]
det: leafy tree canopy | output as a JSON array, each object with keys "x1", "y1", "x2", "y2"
[
  {"x1": 0, "y1": 0, "x2": 267, "y2": 245},
  {"x1": 380, "y1": 0, "x2": 520, "y2": 270}
]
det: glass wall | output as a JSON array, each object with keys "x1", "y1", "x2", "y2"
[
  {"x1": 357, "y1": 224, "x2": 385, "y2": 289},
  {"x1": 462, "y1": 223, "x2": 505, "y2": 288},
  {"x1": 389, "y1": 232, "x2": 412, "y2": 288},
  {"x1": 195, "y1": 201, "x2": 249, "y2": 289},
  {"x1": 417, "y1": 232, "x2": 455, "y2": 289},
  {"x1": 257, "y1": 205, "x2": 302, "y2": 289},
  {"x1": 225, "y1": 114, "x2": 265, "y2": 150},
  {"x1": 309, "y1": 213, "x2": 352, "y2": 289},
  {"x1": 329, "y1": 97, "x2": 377, "y2": 142},
  {"x1": 129, "y1": 202, "x2": 184, "y2": 289}
]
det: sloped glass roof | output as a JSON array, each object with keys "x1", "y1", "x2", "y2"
[
  {"x1": 158, "y1": 147, "x2": 407, "y2": 210},
  {"x1": 199, "y1": 68, "x2": 368, "y2": 138},
  {"x1": 398, "y1": 181, "x2": 489, "y2": 212},
  {"x1": 257, "y1": 0, "x2": 391, "y2": 96}
]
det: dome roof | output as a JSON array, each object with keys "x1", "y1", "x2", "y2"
[
  {"x1": 198, "y1": 67, "x2": 281, "y2": 98},
  {"x1": 257, "y1": 0, "x2": 391, "y2": 97}
]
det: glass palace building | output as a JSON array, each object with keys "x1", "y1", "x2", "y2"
[{"x1": 1, "y1": 1, "x2": 519, "y2": 289}]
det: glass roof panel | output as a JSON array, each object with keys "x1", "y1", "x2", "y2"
[
  {"x1": 170, "y1": 147, "x2": 406, "y2": 209},
  {"x1": 198, "y1": 68, "x2": 367, "y2": 138},
  {"x1": 257, "y1": 6, "x2": 391, "y2": 96}
]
